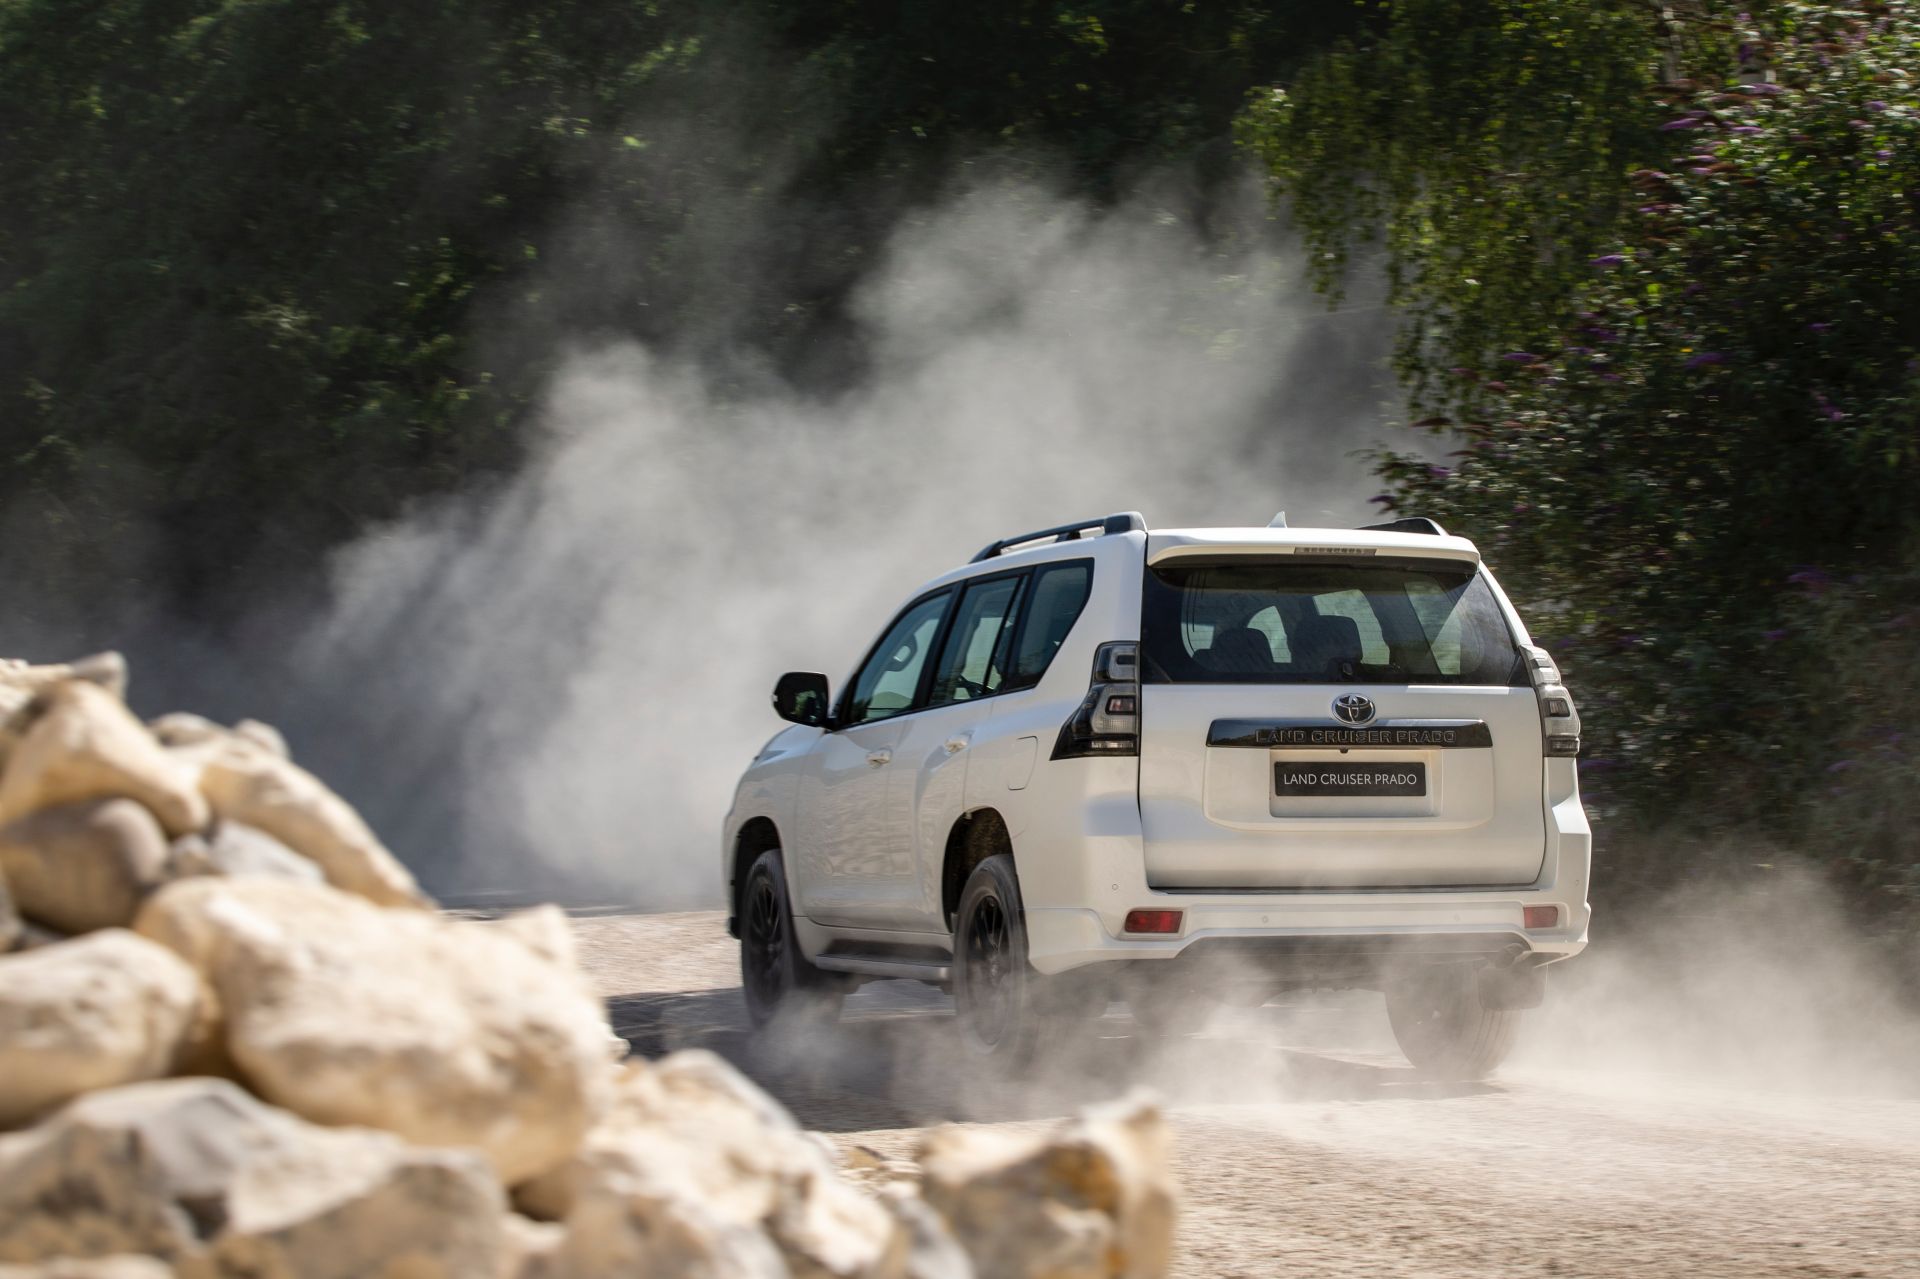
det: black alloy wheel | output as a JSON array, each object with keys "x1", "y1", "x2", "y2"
[
  {"x1": 953, "y1": 853, "x2": 1044, "y2": 1062},
  {"x1": 739, "y1": 849, "x2": 841, "y2": 1030},
  {"x1": 1384, "y1": 964, "x2": 1522, "y2": 1081}
]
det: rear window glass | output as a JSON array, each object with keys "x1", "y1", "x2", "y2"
[{"x1": 1142, "y1": 558, "x2": 1523, "y2": 686}]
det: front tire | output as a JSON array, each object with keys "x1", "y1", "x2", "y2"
[
  {"x1": 1385, "y1": 965, "x2": 1521, "y2": 1080},
  {"x1": 952, "y1": 854, "x2": 1048, "y2": 1063},
  {"x1": 740, "y1": 849, "x2": 843, "y2": 1031}
]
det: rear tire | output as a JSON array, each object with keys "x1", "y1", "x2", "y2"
[
  {"x1": 953, "y1": 854, "x2": 1050, "y2": 1063},
  {"x1": 739, "y1": 849, "x2": 843, "y2": 1031},
  {"x1": 1385, "y1": 965, "x2": 1521, "y2": 1080}
]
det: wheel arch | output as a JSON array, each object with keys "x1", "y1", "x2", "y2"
[
  {"x1": 730, "y1": 817, "x2": 782, "y2": 938},
  {"x1": 941, "y1": 807, "x2": 1014, "y2": 930}
]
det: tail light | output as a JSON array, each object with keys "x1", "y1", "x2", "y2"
[
  {"x1": 1521, "y1": 645, "x2": 1582, "y2": 757},
  {"x1": 1052, "y1": 641, "x2": 1139, "y2": 759}
]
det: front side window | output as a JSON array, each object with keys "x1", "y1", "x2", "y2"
[
  {"x1": 845, "y1": 591, "x2": 953, "y2": 723},
  {"x1": 1142, "y1": 558, "x2": 1521, "y2": 685},
  {"x1": 932, "y1": 575, "x2": 1025, "y2": 703}
]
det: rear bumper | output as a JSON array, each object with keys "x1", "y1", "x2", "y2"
[
  {"x1": 1024, "y1": 895, "x2": 1582, "y2": 979},
  {"x1": 1013, "y1": 761, "x2": 1593, "y2": 977}
]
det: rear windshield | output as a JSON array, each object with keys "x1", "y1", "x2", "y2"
[{"x1": 1142, "y1": 557, "x2": 1524, "y2": 686}]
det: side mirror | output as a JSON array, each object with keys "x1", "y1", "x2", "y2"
[{"x1": 772, "y1": 671, "x2": 831, "y2": 727}]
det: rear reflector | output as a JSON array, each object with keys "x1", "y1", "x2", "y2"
[
  {"x1": 1523, "y1": 905, "x2": 1560, "y2": 930},
  {"x1": 1122, "y1": 909, "x2": 1183, "y2": 935}
]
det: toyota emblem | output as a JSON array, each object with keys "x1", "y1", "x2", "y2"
[{"x1": 1331, "y1": 693, "x2": 1377, "y2": 725}]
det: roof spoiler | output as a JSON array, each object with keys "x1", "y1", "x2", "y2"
[
  {"x1": 1357, "y1": 516, "x2": 1449, "y2": 537},
  {"x1": 971, "y1": 512, "x2": 1146, "y2": 563}
]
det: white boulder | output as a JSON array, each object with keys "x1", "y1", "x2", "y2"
[
  {"x1": 0, "y1": 682, "x2": 207, "y2": 840},
  {"x1": 164, "y1": 729, "x2": 425, "y2": 908},
  {"x1": 520, "y1": 1051, "x2": 907, "y2": 1279},
  {"x1": 135, "y1": 879, "x2": 612, "y2": 1185},
  {"x1": 0, "y1": 930, "x2": 204, "y2": 1129},
  {"x1": 0, "y1": 1078, "x2": 505, "y2": 1277},
  {"x1": 918, "y1": 1095, "x2": 1176, "y2": 1279},
  {"x1": 0, "y1": 798, "x2": 171, "y2": 933},
  {"x1": 164, "y1": 823, "x2": 323, "y2": 887}
]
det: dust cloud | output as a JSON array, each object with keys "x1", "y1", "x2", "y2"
[{"x1": 298, "y1": 175, "x2": 1398, "y2": 905}]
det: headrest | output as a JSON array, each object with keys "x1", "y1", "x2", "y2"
[{"x1": 1291, "y1": 614, "x2": 1363, "y2": 674}]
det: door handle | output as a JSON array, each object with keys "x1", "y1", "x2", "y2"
[
  {"x1": 866, "y1": 749, "x2": 892, "y2": 768},
  {"x1": 943, "y1": 733, "x2": 971, "y2": 755}
]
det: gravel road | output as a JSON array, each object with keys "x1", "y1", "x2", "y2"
[{"x1": 574, "y1": 910, "x2": 1920, "y2": 1278}]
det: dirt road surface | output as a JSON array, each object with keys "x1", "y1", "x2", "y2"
[{"x1": 574, "y1": 911, "x2": 1920, "y2": 1278}]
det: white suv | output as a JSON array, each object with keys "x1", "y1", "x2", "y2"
[{"x1": 722, "y1": 513, "x2": 1591, "y2": 1077}]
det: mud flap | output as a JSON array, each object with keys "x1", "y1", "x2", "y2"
[{"x1": 1478, "y1": 957, "x2": 1547, "y2": 1011}]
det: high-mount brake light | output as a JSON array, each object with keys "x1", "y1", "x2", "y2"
[
  {"x1": 1521, "y1": 644, "x2": 1582, "y2": 757},
  {"x1": 1052, "y1": 641, "x2": 1140, "y2": 759}
]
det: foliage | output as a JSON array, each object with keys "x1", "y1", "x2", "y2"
[
  {"x1": 1237, "y1": 0, "x2": 1739, "y2": 416},
  {"x1": 0, "y1": 1, "x2": 1343, "y2": 617},
  {"x1": 1361, "y1": 6, "x2": 1920, "y2": 893}
]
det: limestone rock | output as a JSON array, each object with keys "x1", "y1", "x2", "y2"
[
  {"x1": 520, "y1": 1051, "x2": 905, "y2": 1279},
  {"x1": 0, "y1": 1258, "x2": 174, "y2": 1278},
  {"x1": 0, "y1": 799, "x2": 170, "y2": 933},
  {"x1": 0, "y1": 930, "x2": 204, "y2": 1129},
  {"x1": 918, "y1": 1095, "x2": 1176, "y2": 1279},
  {"x1": 0, "y1": 873, "x2": 18, "y2": 952},
  {"x1": 0, "y1": 654, "x2": 128, "y2": 770},
  {"x1": 0, "y1": 1077, "x2": 505, "y2": 1277},
  {"x1": 231, "y1": 721, "x2": 289, "y2": 760},
  {"x1": 546, "y1": 1181, "x2": 789, "y2": 1279},
  {"x1": 135, "y1": 879, "x2": 611, "y2": 1184},
  {"x1": 0, "y1": 682, "x2": 207, "y2": 839},
  {"x1": 167, "y1": 731, "x2": 425, "y2": 908},
  {"x1": 165, "y1": 823, "x2": 323, "y2": 887}
]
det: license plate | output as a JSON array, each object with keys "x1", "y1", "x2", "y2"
[{"x1": 1274, "y1": 761, "x2": 1427, "y2": 798}]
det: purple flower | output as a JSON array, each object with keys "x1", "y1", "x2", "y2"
[
  {"x1": 1369, "y1": 494, "x2": 1394, "y2": 506},
  {"x1": 1813, "y1": 392, "x2": 1845, "y2": 422},
  {"x1": 1762, "y1": 628, "x2": 1788, "y2": 642},
  {"x1": 1684, "y1": 352, "x2": 1726, "y2": 368},
  {"x1": 1590, "y1": 254, "x2": 1627, "y2": 267},
  {"x1": 1867, "y1": 100, "x2": 1890, "y2": 112},
  {"x1": 1744, "y1": 82, "x2": 1784, "y2": 95},
  {"x1": 1808, "y1": 321, "x2": 1833, "y2": 333},
  {"x1": 1660, "y1": 118, "x2": 1702, "y2": 131},
  {"x1": 1730, "y1": 125, "x2": 1764, "y2": 135},
  {"x1": 1599, "y1": 373, "x2": 1623, "y2": 383},
  {"x1": 1877, "y1": 150, "x2": 1894, "y2": 161},
  {"x1": 1427, "y1": 466, "x2": 1452, "y2": 480},
  {"x1": 1502, "y1": 351, "x2": 1540, "y2": 363}
]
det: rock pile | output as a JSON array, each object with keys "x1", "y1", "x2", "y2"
[{"x1": 0, "y1": 653, "x2": 1177, "y2": 1278}]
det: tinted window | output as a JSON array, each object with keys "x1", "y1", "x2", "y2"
[
  {"x1": 1005, "y1": 561, "x2": 1093, "y2": 690},
  {"x1": 932, "y1": 576, "x2": 1024, "y2": 703},
  {"x1": 1142, "y1": 559, "x2": 1521, "y2": 685},
  {"x1": 845, "y1": 592, "x2": 953, "y2": 723}
]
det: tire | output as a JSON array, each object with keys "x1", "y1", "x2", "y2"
[
  {"x1": 1385, "y1": 965, "x2": 1522, "y2": 1080},
  {"x1": 952, "y1": 853, "x2": 1049, "y2": 1063},
  {"x1": 739, "y1": 849, "x2": 843, "y2": 1031}
]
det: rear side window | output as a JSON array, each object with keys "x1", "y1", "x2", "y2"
[
  {"x1": 932, "y1": 575, "x2": 1025, "y2": 702},
  {"x1": 1142, "y1": 558, "x2": 1522, "y2": 686},
  {"x1": 1003, "y1": 561, "x2": 1093, "y2": 691}
]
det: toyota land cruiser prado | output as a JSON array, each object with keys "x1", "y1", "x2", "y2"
[{"x1": 722, "y1": 512, "x2": 1591, "y2": 1078}]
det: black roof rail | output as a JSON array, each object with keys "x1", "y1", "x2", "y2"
[
  {"x1": 970, "y1": 512, "x2": 1146, "y2": 563},
  {"x1": 1357, "y1": 516, "x2": 1449, "y2": 537}
]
